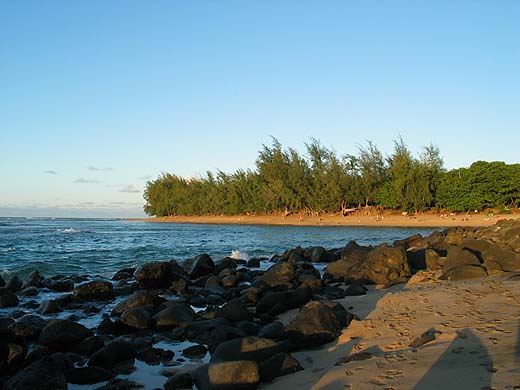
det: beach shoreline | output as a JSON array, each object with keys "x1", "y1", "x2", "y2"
[{"x1": 129, "y1": 211, "x2": 520, "y2": 228}]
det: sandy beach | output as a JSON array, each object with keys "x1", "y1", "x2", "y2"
[
  {"x1": 135, "y1": 211, "x2": 520, "y2": 228},
  {"x1": 268, "y1": 272, "x2": 520, "y2": 390}
]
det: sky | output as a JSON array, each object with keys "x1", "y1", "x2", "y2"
[{"x1": 1, "y1": 1, "x2": 519, "y2": 218}]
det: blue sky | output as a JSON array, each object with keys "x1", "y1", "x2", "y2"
[{"x1": 1, "y1": 1, "x2": 519, "y2": 217}]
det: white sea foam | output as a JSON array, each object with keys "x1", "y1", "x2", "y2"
[
  {"x1": 57, "y1": 228, "x2": 82, "y2": 233},
  {"x1": 230, "y1": 249, "x2": 250, "y2": 261}
]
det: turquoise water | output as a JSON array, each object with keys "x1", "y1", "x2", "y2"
[{"x1": 0, "y1": 217, "x2": 439, "y2": 278}]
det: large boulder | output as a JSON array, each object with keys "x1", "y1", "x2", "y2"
[
  {"x1": 120, "y1": 308, "x2": 151, "y2": 330},
  {"x1": 479, "y1": 243, "x2": 520, "y2": 272},
  {"x1": 326, "y1": 244, "x2": 410, "y2": 285},
  {"x1": 134, "y1": 261, "x2": 180, "y2": 288},
  {"x1": 38, "y1": 320, "x2": 92, "y2": 351},
  {"x1": 22, "y1": 271, "x2": 45, "y2": 289},
  {"x1": 193, "y1": 360, "x2": 260, "y2": 390},
  {"x1": 440, "y1": 265, "x2": 488, "y2": 281},
  {"x1": 0, "y1": 290, "x2": 19, "y2": 308},
  {"x1": 9, "y1": 315, "x2": 47, "y2": 340},
  {"x1": 4, "y1": 354, "x2": 72, "y2": 390},
  {"x1": 152, "y1": 303, "x2": 195, "y2": 329},
  {"x1": 256, "y1": 285, "x2": 312, "y2": 317},
  {"x1": 210, "y1": 336, "x2": 287, "y2": 363},
  {"x1": 261, "y1": 262, "x2": 296, "y2": 288},
  {"x1": 216, "y1": 300, "x2": 254, "y2": 322},
  {"x1": 443, "y1": 246, "x2": 481, "y2": 271},
  {"x1": 188, "y1": 254, "x2": 215, "y2": 279},
  {"x1": 285, "y1": 300, "x2": 345, "y2": 349},
  {"x1": 111, "y1": 290, "x2": 166, "y2": 316},
  {"x1": 340, "y1": 241, "x2": 370, "y2": 262},
  {"x1": 73, "y1": 280, "x2": 114, "y2": 301},
  {"x1": 5, "y1": 276, "x2": 22, "y2": 292}
]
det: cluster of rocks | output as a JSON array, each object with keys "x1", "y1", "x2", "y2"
[{"x1": 1, "y1": 219, "x2": 519, "y2": 389}]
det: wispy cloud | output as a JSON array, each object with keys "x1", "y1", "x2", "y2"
[
  {"x1": 138, "y1": 175, "x2": 151, "y2": 180},
  {"x1": 88, "y1": 166, "x2": 113, "y2": 172},
  {"x1": 44, "y1": 170, "x2": 57, "y2": 175},
  {"x1": 74, "y1": 178, "x2": 101, "y2": 184},
  {"x1": 119, "y1": 185, "x2": 140, "y2": 193}
]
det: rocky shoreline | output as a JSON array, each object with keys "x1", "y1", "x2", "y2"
[{"x1": 1, "y1": 219, "x2": 519, "y2": 390}]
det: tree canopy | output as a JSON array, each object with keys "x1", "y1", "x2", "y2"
[{"x1": 143, "y1": 138, "x2": 519, "y2": 216}]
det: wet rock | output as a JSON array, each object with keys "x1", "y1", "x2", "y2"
[
  {"x1": 193, "y1": 360, "x2": 260, "y2": 390},
  {"x1": 256, "y1": 285, "x2": 312, "y2": 317},
  {"x1": 258, "y1": 322, "x2": 285, "y2": 340},
  {"x1": 186, "y1": 317, "x2": 229, "y2": 340},
  {"x1": 112, "y1": 268, "x2": 136, "y2": 280},
  {"x1": 204, "y1": 276, "x2": 220, "y2": 289},
  {"x1": 38, "y1": 320, "x2": 93, "y2": 351},
  {"x1": 78, "y1": 336, "x2": 105, "y2": 356},
  {"x1": 74, "y1": 280, "x2": 114, "y2": 301},
  {"x1": 0, "y1": 291, "x2": 19, "y2": 308},
  {"x1": 120, "y1": 307, "x2": 151, "y2": 330},
  {"x1": 190, "y1": 295, "x2": 207, "y2": 307},
  {"x1": 111, "y1": 290, "x2": 166, "y2": 316},
  {"x1": 9, "y1": 315, "x2": 46, "y2": 340},
  {"x1": 259, "y1": 352, "x2": 302, "y2": 382},
  {"x1": 22, "y1": 271, "x2": 45, "y2": 289},
  {"x1": 285, "y1": 300, "x2": 344, "y2": 349},
  {"x1": 309, "y1": 246, "x2": 335, "y2": 263},
  {"x1": 6, "y1": 276, "x2": 22, "y2": 292},
  {"x1": 44, "y1": 278, "x2": 74, "y2": 292},
  {"x1": 4, "y1": 354, "x2": 71, "y2": 390},
  {"x1": 19, "y1": 286, "x2": 39, "y2": 296},
  {"x1": 211, "y1": 336, "x2": 287, "y2": 363},
  {"x1": 0, "y1": 274, "x2": 5, "y2": 287},
  {"x1": 137, "y1": 347, "x2": 174, "y2": 365},
  {"x1": 247, "y1": 258, "x2": 261, "y2": 268},
  {"x1": 95, "y1": 378, "x2": 144, "y2": 389},
  {"x1": 221, "y1": 275, "x2": 240, "y2": 289},
  {"x1": 262, "y1": 262, "x2": 296, "y2": 288},
  {"x1": 216, "y1": 300, "x2": 253, "y2": 322},
  {"x1": 188, "y1": 254, "x2": 215, "y2": 279},
  {"x1": 205, "y1": 326, "x2": 248, "y2": 353},
  {"x1": 0, "y1": 339, "x2": 26, "y2": 371},
  {"x1": 182, "y1": 344, "x2": 207, "y2": 359},
  {"x1": 164, "y1": 372, "x2": 193, "y2": 389},
  {"x1": 153, "y1": 303, "x2": 195, "y2": 329},
  {"x1": 440, "y1": 265, "x2": 488, "y2": 281},
  {"x1": 134, "y1": 261, "x2": 179, "y2": 288},
  {"x1": 37, "y1": 299, "x2": 62, "y2": 314},
  {"x1": 89, "y1": 340, "x2": 136, "y2": 368},
  {"x1": 65, "y1": 366, "x2": 116, "y2": 384}
]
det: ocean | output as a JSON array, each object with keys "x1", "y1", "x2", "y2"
[{"x1": 0, "y1": 217, "x2": 439, "y2": 279}]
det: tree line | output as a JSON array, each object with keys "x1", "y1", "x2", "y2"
[{"x1": 143, "y1": 138, "x2": 520, "y2": 216}]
